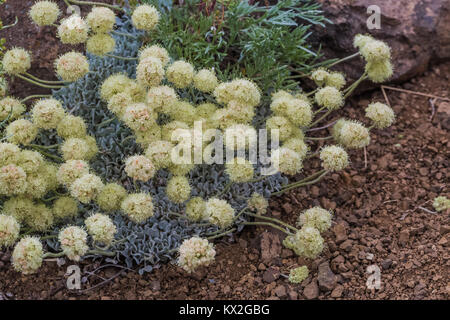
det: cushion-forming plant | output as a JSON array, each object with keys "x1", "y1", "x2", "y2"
[{"x1": 0, "y1": 1, "x2": 397, "y2": 276}]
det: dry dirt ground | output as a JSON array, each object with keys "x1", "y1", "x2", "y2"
[{"x1": 0, "y1": 0, "x2": 449, "y2": 300}]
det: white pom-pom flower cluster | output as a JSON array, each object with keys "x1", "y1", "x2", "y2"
[
  {"x1": 166, "y1": 175, "x2": 191, "y2": 203},
  {"x1": 433, "y1": 196, "x2": 450, "y2": 212},
  {"x1": 58, "y1": 226, "x2": 89, "y2": 261},
  {"x1": 121, "y1": 193, "x2": 154, "y2": 224},
  {"x1": 225, "y1": 157, "x2": 254, "y2": 183},
  {"x1": 320, "y1": 145, "x2": 349, "y2": 171},
  {"x1": 332, "y1": 119, "x2": 370, "y2": 149},
  {"x1": 69, "y1": 173, "x2": 104, "y2": 204},
  {"x1": 193, "y1": 69, "x2": 219, "y2": 92},
  {"x1": 0, "y1": 143, "x2": 62, "y2": 210},
  {"x1": 125, "y1": 155, "x2": 156, "y2": 182},
  {"x1": 284, "y1": 226, "x2": 324, "y2": 259},
  {"x1": 271, "y1": 147, "x2": 303, "y2": 176},
  {"x1": 177, "y1": 237, "x2": 216, "y2": 273},
  {"x1": 205, "y1": 198, "x2": 235, "y2": 228},
  {"x1": 166, "y1": 60, "x2": 194, "y2": 88},
  {"x1": 139, "y1": 45, "x2": 170, "y2": 67},
  {"x1": 12, "y1": 236, "x2": 43, "y2": 275},
  {"x1": 185, "y1": 197, "x2": 206, "y2": 222},
  {"x1": 0, "y1": 214, "x2": 20, "y2": 248},
  {"x1": 270, "y1": 93, "x2": 312, "y2": 127},
  {"x1": 85, "y1": 213, "x2": 117, "y2": 246},
  {"x1": 354, "y1": 34, "x2": 393, "y2": 83},
  {"x1": 0, "y1": 97, "x2": 25, "y2": 121},
  {"x1": 86, "y1": 7, "x2": 116, "y2": 33},
  {"x1": 315, "y1": 86, "x2": 344, "y2": 110},
  {"x1": 58, "y1": 15, "x2": 89, "y2": 45},
  {"x1": 365, "y1": 102, "x2": 395, "y2": 129},
  {"x1": 311, "y1": 69, "x2": 346, "y2": 90},
  {"x1": 289, "y1": 266, "x2": 309, "y2": 284},
  {"x1": 132, "y1": 4, "x2": 159, "y2": 31},
  {"x1": 247, "y1": 193, "x2": 269, "y2": 215},
  {"x1": 297, "y1": 206, "x2": 332, "y2": 233},
  {"x1": 55, "y1": 52, "x2": 89, "y2": 82},
  {"x1": 2, "y1": 48, "x2": 32, "y2": 75},
  {"x1": 29, "y1": 1, "x2": 60, "y2": 26}
]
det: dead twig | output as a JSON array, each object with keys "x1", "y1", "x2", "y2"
[
  {"x1": 381, "y1": 85, "x2": 450, "y2": 102},
  {"x1": 417, "y1": 206, "x2": 437, "y2": 215},
  {"x1": 364, "y1": 146, "x2": 368, "y2": 169},
  {"x1": 400, "y1": 200, "x2": 432, "y2": 220},
  {"x1": 78, "y1": 270, "x2": 124, "y2": 294},
  {"x1": 306, "y1": 120, "x2": 337, "y2": 132},
  {"x1": 78, "y1": 264, "x2": 136, "y2": 293},
  {"x1": 429, "y1": 98, "x2": 437, "y2": 122},
  {"x1": 381, "y1": 85, "x2": 391, "y2": 107}
]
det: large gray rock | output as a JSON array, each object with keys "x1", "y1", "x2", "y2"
[{"x1": 313, "y1": 0, "x2": 450, "y2": 84}]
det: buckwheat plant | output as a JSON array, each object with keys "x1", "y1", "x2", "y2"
[{"x1": 0, "y1": 1, "x2": 396, "y2": 276}]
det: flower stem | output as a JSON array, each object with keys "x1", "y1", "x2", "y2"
[
  {"x1": 43, "y1": 252, "x2": 65, "y2": 258},
  {"x1": 67, "y1": 0, "x2": 125, "y2": 12},
  {"x1": 168, "y1": 211, "x2": 186, "y2": 219},
  {"x1": 327, "y1": 52, "x2": 360, "y2": 68},
  {"x1": 283, "y1": 169, "x2": 326, "y2": 188},
  {"x1": 28, "y1": 143, "x2": 59, "y2": 149},
  {"x1": 307, "y1": 120, "x2": 337, "y2": 132},
  {"x1": 29, "y1": 146, "x2": 63, "y2": 162},
  {"x1": 309, "y1": 110, "x2": 332, "y2": 128},
  {"x1": 305, "y1": 151, "x2": 320, "y2": 159},
  {"x1": 86, "y1": 249, "x2": 116, "y2": 257},
  {"x1": 105, "y1": 54, "x2": 138, "y2": 61},
  {"x1": 21, "y1": 94, "x2": 52, "y2": 103},
  {"x1": 121, "y1": 135, "x2": 135, "y2": 145},
  {"x1": 201, "y1": 208, "x2": 248, "y2": 237},
  {"x1": 344, "y1": 72, "x2": 368, "y2": 98},
  {"x1": 40, "y1": 234, "x2": 57, "y2": 240},
  {"x1": 1, "y1": 16, "x2": 18, "y2": 30},
  {"x1": 203, "y1": 228, "x2": 227, "y2": 238},
  {"x1": 42, "y1": 196, "x2": 60, "y2": 202},
  {"x1": 233, "y1": 206, "x2": 248, "y2": 222},
  {"x1": 245, "y1": 211, "x2": 298, "y2": 233},
  {"x1": 313, "y1": 106, "x2": 326, "y2": 115},
  {"x1": 305, "y1": 136, "x2": 332, "y2": 141},
  {"x1": 16, "y1": 74, "x2": 64, "y2": 89},
  {"x1": 111, "y1": 30, "x2": 138, "y2": 40},
  {"x1": 24, "y1": 72, "x2": 70, "y2": 85},
  {"x1": 216, "y1": 181, "x2": 233, "y2": 197},
  {"x1": 206, "y1": 228, "x2": 236, "y2": 240},
  {"x1": 0, "y1": 108, "x2": 13, "y2": 128},
  {"x1": 272, "y1": 170, "x2": 329, "y2": 196},
  {"x1": 242, "y1": 221, "x2": 293, "y2": 235},
  {"x1": 134, "y1": 180, "x2": 140, "y2": 192},
  {"x1": 98, "y1": 117, "x2": 116, "y2": 128}
]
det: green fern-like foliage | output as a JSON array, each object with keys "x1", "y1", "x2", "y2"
[{"x1": 142, "y1": 0, "x2": 331, "y2": 94}]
